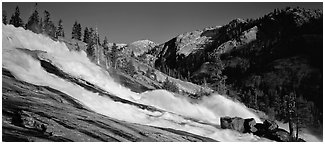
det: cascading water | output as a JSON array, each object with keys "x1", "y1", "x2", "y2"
[{"x1": 2, "y1": 24, "x2": 271, "y2": 141}]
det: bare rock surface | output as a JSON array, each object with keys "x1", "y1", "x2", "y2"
[{"x1": 2, "y1": 68, "x2": 216, "y2": 142}]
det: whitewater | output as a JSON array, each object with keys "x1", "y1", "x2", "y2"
[{"x1": 2, "y1": 24, "x2": 274, "y2": 141}]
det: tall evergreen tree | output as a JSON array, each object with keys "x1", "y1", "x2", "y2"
[
  {"x1": 9, "y1": 6, "x2": 24, "y2": 28},
  {"x1": 71, "y1": 21, "x2": 78, "y2": 40},
  {"x1": 3, "y1": 10, "x2": 7, "y2": 24},
  {"x1": 89, "y1": 27, "x2": 95, "y2": 43},
  {"x1": 39, "y1": 18, "x2": 44, "y2": 32},
  {"x1": 56, "y1": 19, "x2": 65, "y2": 37},
  {"x1": 43, "y1": 10, "x2": 56, "y2": 38},
  {"x1": 86, "y1": 27, "x2": 96, "y2": 59},
  {"x1": 72, "y1": 21, "x2": 82, "y2": 40},
  {"x1": 83, "y1": 27, "x2": 90, "y2": 43},
  {"x1": 76, "y1": 23, "x2": 82, "y2": 40},
  {"x1": 103, "y1": 36, "x2": 108, "y2": 46},
  {"x1": 25, "y1": 9, "x2": 41, "y2": 33},
  {"x1": 110, "y1": 43, "x2": 118, "y2": 68},
  {"x1": 293, "y1": 96, "x2": 313, "y2": 140}
]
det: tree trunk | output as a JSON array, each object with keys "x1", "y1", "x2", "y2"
[
  {"x1": 289, "y1": 118, "x2": 294, "y2": 139},
  {"x1": 296, "y1": 118, "x2": 299, "y2": 140}
]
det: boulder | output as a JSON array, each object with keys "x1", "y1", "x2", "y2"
[
  {"x1": 244, "y1": 118, "x2": 257, "y2": 133},
  {"x1": 253, "y1": 123, "x2": 267, "y2": 136},
  {"x1": 220, "y1": 116, "x2": 245, "y2": 133},
  {"x1": 263, "y1": 119, "x2": 278, "y2": 132},
  {"x1": 254, "y1": 121, "x2": 290, "y2": 142},
  {"x1": 220, "y1": 117, "x2": 293, "y2": 142},
  {"x1": 270, "y1": 128, "x2": 290, "y2": 142}
]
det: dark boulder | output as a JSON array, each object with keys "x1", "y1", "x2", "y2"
[
  {"x1": 220, "y1": 116, "x2": 245, "y2": 133},
  {"x1": 221, "y1": 117, "x2": 293, "y2": 142},
  {"x1": 263, "y1": 119, "x2": 278, "y2": 132},
  {"x1": 254, "y1": 121, "x2": 290, "y2": 142},
  {"x1": 220, "y1": 116, "x2": 232, "y2": 129},
  {"x1": 253, "y1": 123, "x2": 267, "y2": 137},
  {"x1": 244, "y1": 118, "x2": 257, "y2": 133},
  {"x1": 270, "y1": 128, "x2": 290, "y2": 142}
]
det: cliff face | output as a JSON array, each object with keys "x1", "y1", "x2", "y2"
[{"x1": 150, "y1": 8, "x2": 323, "y2": 124}]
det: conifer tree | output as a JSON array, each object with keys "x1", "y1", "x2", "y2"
[
  {"x1": 72, "y1": 21, "x2": 82, "y2": 40},
  {"x1": 9, "y1": 6, "x2": 24, "y2": 28},
  {"x1": 56, "y1": 19, "x2": 65, "y2": 37},
  {"x1": 103, "y1": 36, "x2": 108, "y2": 47},
  {"x1": 89, "y1": 27, "x2": 95, "y2": 43},
  {"x1": 43, "y1": 10, "x2": 56, "y2": 38},
  {"x1": 72, "y1": 21, "x2": 78, "y2": 40},
  {"x1": 124, "y1": 59, "x2": 136, "y2": 76},
  {"x1": 25, "y1": 8, "x2": 41, "y2": 33},
  {"x1": 77, "y1": 23, "x2": 82, "y2": 40},
  {"x1": 3, "y1": 10, "x2": 7, "y2": 24},
  {"x1": 83, "y1": 27, "x2": 90, "y2": 43},
  {"x1": 39, "y1": 18, "x2": 44, "y2": 32},
  {"x1": 110, "y1": 43, "x2": 118, "y2": 68},
  {"x1": 86, "y1": 27, "x2": 96, "y2": 59}
]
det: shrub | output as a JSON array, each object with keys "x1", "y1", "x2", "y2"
[{"x1": 162, "y1": 78, "x2": 178, "y2": 93}]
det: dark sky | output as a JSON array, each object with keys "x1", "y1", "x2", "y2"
[{"x1": 2, "y1": 2, "x2": 322, "y2": 44}]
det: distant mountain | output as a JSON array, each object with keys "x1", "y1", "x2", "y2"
[
  {"x1": 122, "y1": 40, "x2": 157, "y2": 56},
  {"x1": 146, "y1": 7, "x2": 323, "y2": 126},
  {"x1": 107, "y1": 42, "x2": 127, "y2": 49}
]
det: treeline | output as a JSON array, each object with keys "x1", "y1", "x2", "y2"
[
  {"x1": 3, "y1": 5, "x2": 64, "y2": 38},
  {"x1": 2, "y1": 4, "x2": 120, "y2": 71}
]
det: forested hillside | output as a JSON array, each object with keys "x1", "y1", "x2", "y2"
[{"x1": 148, "y1": 7, "x2": 323, "y2": 129}]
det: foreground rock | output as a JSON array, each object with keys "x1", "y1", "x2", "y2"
[
  {"x1": 2, "y1": 69, "x2": 216, "y2": 142},
  {"x1": 220, "y1": 116, "x2": 303, "y2": 142},
  {"x1": 220, "y1": 116, "x2": 245, "y2": 133}
]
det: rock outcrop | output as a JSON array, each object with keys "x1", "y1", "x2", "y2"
[
  {"x1": 220, "y1": 116, "x2": 302, "y2": 142},
  {"x1": 2, "y1": 68, "x2": 216, "y2": 142},
  {"x1": 220, "y1": 116, "x2": 245, "y2": 133},
  {"x1": 123, "y1": 40, "x2": 157, "y2": 57}
]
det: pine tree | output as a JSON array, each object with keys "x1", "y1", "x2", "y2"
[
  {"x1": 83, "y1": 27, "x2": 90, "y2": 43},
  {"x1": 56, "y1": 19, "x2": 65, "y2": 37},
  {"x1": 43, "y1": 10, "x2": 56, "y2": 38},
  {"x1": 3, "y1": 10, "x2": 7, "y2": 24},
  {"x1": 86, "y1": 27, "x2": 96, "y2": 60},
  {"x1": 110, "y1": 43, "x2": 118, "y2": 68},
  {"x1": 124, "y1": 59, "x2": 136, "y2": 76},
  {"x1": 25, "y1": 8, "x2": 41, "y2": 33},
  {"x1": 103, "y1": 36, "x2": 108, "y2": 46},
  {"x1": 88, "y1": 27, "x2": 95, "y2": 42},
  {"x1": 292, "y1": 95, "x2": 313, "y2": 140},
  {"x1": 86, "y1": 44, "x2": 95, "y2": 60},
  {"x1": 71, "y1": 21, "x2": 78, "y2": 40},
  {"x1": 9, "y1": 6, "x2": 24, "y2": 28},
  {"x1": 162, "y1": 77, "x2": 179, "y2": 93},
  {"x1": 283, "y1": 92, "x2": 296, "y2": 140},
  {"x1": 39, "y1": 18, "x2": 44, "y2": 32},
  {"x1": 76, "y1": 23, "x2": 82, "y2": 40}
]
